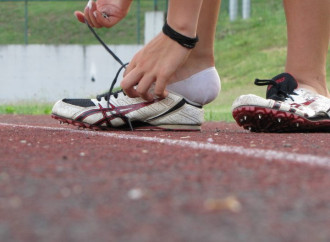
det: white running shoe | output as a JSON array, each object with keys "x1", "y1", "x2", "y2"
[
  {"x1": 232, "y1": 73, "x2": 330, "y2": 132},
  {"x1": 51, "y1": 20, "x2": 204, "y2": 131},
  {"x1": 52, "y1": 90, "x2": 204, "y2": 131}
]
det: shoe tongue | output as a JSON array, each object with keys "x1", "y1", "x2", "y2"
[{"x1": 266, "y1": 73, "x2": 298, "y2": 100}]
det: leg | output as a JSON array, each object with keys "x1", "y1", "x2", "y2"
[
  {"x1": 284, "y1": 0, "x2": 330, "y2": 97},
  {"x1": 167, "y1": 0, "x2": 222, "y2": 105},
  {"x1": 170, "y1": 0, "x2": 221, "y2": 82}
]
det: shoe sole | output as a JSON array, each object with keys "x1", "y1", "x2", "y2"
[
  {"x1": 232, "y1": 106, "x2": 330, "y2": 133},
  {"x1": 51, "y1": 114, "x2": 201, "y2": 131}
]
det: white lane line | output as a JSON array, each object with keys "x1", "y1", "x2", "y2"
[{"x1": 1, "y1": 122, "x2": 330, "y2": 168}]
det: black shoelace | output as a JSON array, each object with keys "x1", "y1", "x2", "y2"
[
  {"x1": 254, "y1": 78, "x2": 296, "y2": 101},
  {"x1": 84, "y1": 19, "x2": 134, "y2": 130}
]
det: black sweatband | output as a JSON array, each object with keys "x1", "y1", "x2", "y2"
[{"x1": 162, "y1": 21, "x2": 199, "y2": 49}]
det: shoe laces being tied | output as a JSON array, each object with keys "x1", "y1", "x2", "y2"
[
  {"x1": 84, "y1": 19, "x2": 134, "y2": 130},
  {"x1": 254, "y1": 73, "x2": 298, "y2": 101}
]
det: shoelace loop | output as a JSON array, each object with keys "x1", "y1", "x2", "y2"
[{"x1": 254, "y1": 78, "x2": 296, "y2": 101}]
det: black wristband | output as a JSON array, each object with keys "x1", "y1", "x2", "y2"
[{"x1": 162, "y1": 21, "x2": 199, "y2": 49}]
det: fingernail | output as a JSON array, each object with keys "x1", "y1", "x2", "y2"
[
  {"x1": 87, "y1": 0, "x2": 92, "y2": 9},
  {"x1": 93, "y1": 11, "x2": 97, "y2": 18}
]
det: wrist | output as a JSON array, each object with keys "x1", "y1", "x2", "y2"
[
  {"x1": 166, "y1": 19, "x2": 197, "y2": 38},
  {"x1": 162, "y1": 21, "x2": 199, "y2": 49}
]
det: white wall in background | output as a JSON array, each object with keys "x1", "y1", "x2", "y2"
[
  {"x1": 0, "y1": 45, "x2": 142, "y2": 103},
  {"x1": 144, "y1": 11, "x2": 164, "y2": 44}
]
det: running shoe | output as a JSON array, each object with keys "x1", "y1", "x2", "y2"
[
  {"x1": 232, "y1": 73, "x2": 330, "y2": 132},
  {"x1": 51, "y1": 19, "x2": 203, "y2": 131},
  {"x1": 51, "y1": 90, "x2": 204, "y2": 131}
]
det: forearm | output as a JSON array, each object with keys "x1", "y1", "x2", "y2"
[{"x1": 166, "y1": 0, "x2": 203, "y2": 37}]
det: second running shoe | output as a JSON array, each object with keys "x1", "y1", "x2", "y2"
[{"x1": 232, "y1": 73, "x2": 330, "y2": 132}]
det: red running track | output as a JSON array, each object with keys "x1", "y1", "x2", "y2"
[{"x1": 0, "y1": 115, "x2": 329, "y2": 242}]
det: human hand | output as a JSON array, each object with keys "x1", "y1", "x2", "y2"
[
  {"x1": 74, "y1": 0, "x2": 132, "y2": 28},
  {"x1": 120, "y1": 33, "x2": 191, "y2": 101}
]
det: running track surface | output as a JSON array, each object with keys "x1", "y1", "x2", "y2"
[{"x1": 0, "y1": 115, "x2": 329, "y2": 242}]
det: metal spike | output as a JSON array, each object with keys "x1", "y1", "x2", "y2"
[
  {"x1": 258, "y1": 114, "x2": 262, "y2": 119},
  {"x1": 296, "y1": 123, "x2": 299, "y2": 127},
  {"x1": 248, "y1": 127, "x2": 252, "y2": 131},
  {"x1": 278, "y1": 118, "x2": 281, "y2": 123},
  {"x1": 244, "y1": 116, "x2": 247, "y2": 121}
]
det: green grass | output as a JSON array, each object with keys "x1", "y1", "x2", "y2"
[
  {"x1": 0, "y1": 103, "x2": 52, "y2": 115},
  {"x1": 0, "y1": 0, "x2": 329, "y2": 121},
  {"x1": 0, "y1": 0, "x2": 167, "y2": 44}
]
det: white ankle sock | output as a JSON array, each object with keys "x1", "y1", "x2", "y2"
[{"x1": 167, "y1": 67, "x2": 221, "y2": 105}]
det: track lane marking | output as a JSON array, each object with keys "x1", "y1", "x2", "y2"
[{"x1": 1, "y1": 122, "x2": 329, "y2": 168}]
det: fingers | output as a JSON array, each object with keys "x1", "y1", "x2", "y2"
[
  {"x1": 121, "y1": 71, "x2": 157, "y2": 101},
  {"x1": 76, "y1": 0, "x2": 117, "y2": 28},
  {"x1": 123, "y1": 62, "x2": 136, "y2": 77},
  {"x1": 136, "y1": 75, "x2": 155, "y2": 101},
  {"x1": 83, "y1": 1, "x2": 93, "y2": 26},
  {"x1": 121, "y1": 69, "x2": 142, "y2": 98},
  {"x1": 84, "y1": 0, "x2": 102, "y2": 28},
  {"x1": 122, "y1": 51, "x2": 171, "y2": 100},
  {"x1": 93, "y1": 10, "x2": 113, "y2": 28},
  {"x1": 154, "y1": 77, "x2": 168, "y2": 99},
  {"x1": 121, "y1": 69, "x2": 168, "y2": 101}
]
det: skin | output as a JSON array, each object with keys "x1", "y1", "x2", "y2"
[
  {"x1": 75, "y1": 0, "x2": 133, "y2": 28},
  {"x1": 284, "y1": 0, "x2": 330, "y2": 97},
  {"x1": 168, "y1": 0, "x2": 221, "y2": 85}
]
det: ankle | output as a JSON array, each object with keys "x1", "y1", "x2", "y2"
[
  {"x1": 189, "y1": 50, "x2": 215, "y2": 67},
  {"x1": 285, "y1": 70, "x2": 329, "y2": 97},
  {"x1": 296, "y1": 77, "x2": 329, "y2": 97},
  {"x1": 170, "y1": 54, "x2": 215, "y2": 84},
  {"x1": 299, "y1": 83, "x2": 330, "y2": 98}
]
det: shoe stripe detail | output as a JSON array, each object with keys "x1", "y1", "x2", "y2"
[
  {"x1": 63, "y1": 99, "x2": 96, "y2": 107},
  {"x1": 185, "y1": 99, "x2": 202, "y2": 108},
  {"x1": 74, "y1": 100, "x2": 159, "y2": 126},
  {"x1": 95, "y1": 103, "x2": 113, "y2": 128},
  {"x1": 147, "y1": 99, "x2": 186, "y2": 121}
]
